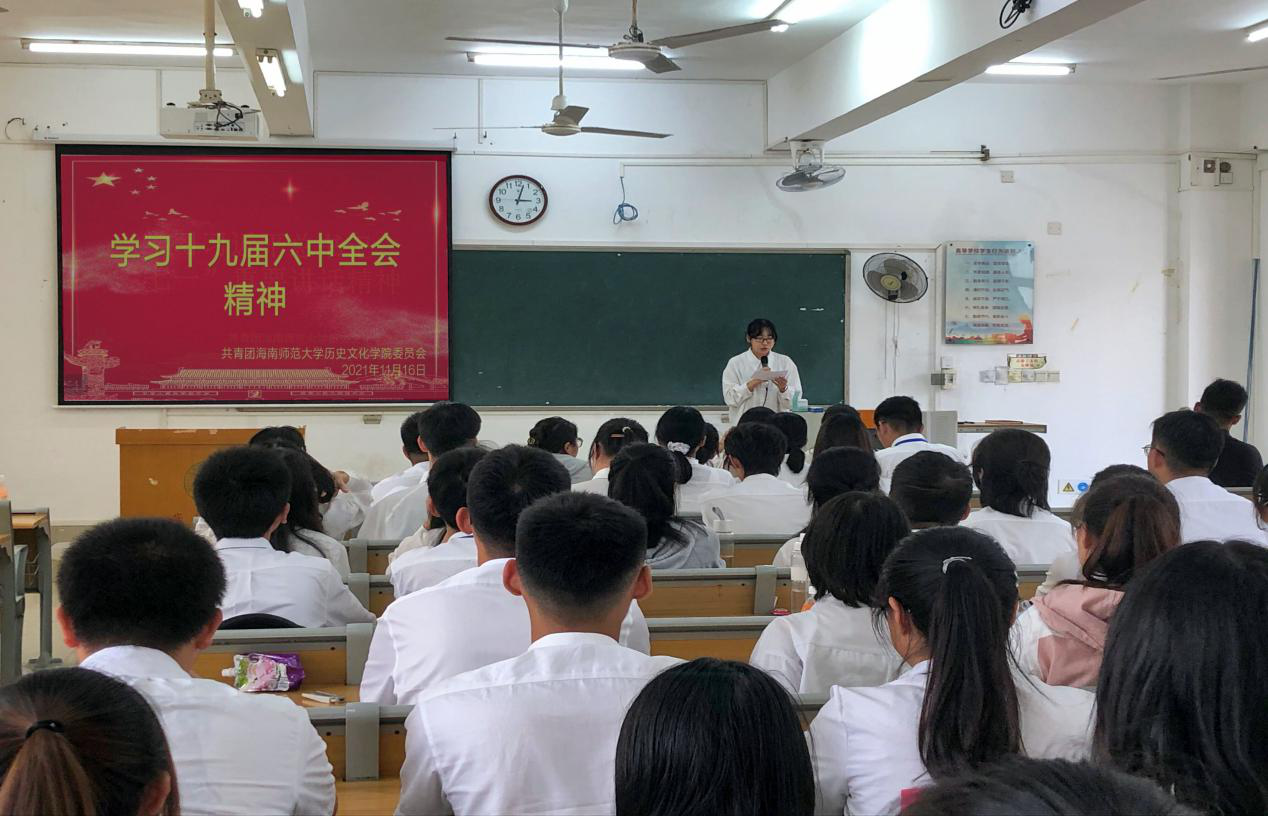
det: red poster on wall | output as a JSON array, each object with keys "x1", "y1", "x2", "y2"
[{"x1": 57, "y1": 146, "x2": 450, "y2": 405}]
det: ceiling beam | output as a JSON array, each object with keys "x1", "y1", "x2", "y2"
[
  {"x1": 766, "y1": 0, "x2": 1149, "y2": 148},
  {"x1": 216, "y1": 0, "x2": 313, "y2": 136}
]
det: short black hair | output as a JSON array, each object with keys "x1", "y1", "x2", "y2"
[
  {"x1": 527, "y1": 416, "x2": 579, "y2": 455},
  {"x1": 1092, "y1": 464, "x2": 1150, "y2": 485},
  {"x1": 745, "y1": 318, "x2": 777, "y2": 341},
  {"x1": 805, "y1": 447, "x2": 880, "y2": 510},
  {"x1": 466, "y1": 445, "x2": 570, "y2": 556},
  {"x1": 874, "y1": 396, "x2": 923, "y2": 433},
  {"x1": 803, "y1": 493, "x2": 909, "y2": 607},
  {"x1": 971, "y1": 429, "x2": 1051, "y2": 517},
  {"x1": 890, "y1": 451, "x2": 973, "y2": 525},
  {"x1": 1199, "y1": 379, "x2": 1249, "y2": 425},
  {"x1": 1151, "y1": 410, "x2": 1224, "y2": 473},
  {"x1": 401, "y1": 412, "x2": 426, "y2": 455},
  {"x1": 591, "y1": 418, "x2": 650, "y2": 461},
  {"x1": 737, "y1": 406, "x2": 777, "y2": 426},
  {"x1": 58, "y1": 518, "x2": 226, "y2": 651},
  {"x1": 427, "y1": 447, "x2": 489, "y2": 529},
  {"x1": 193, "y1": 446, "x2": 291, "y2": 539},
  {"x1": 724, "y1": 423, "x2": 787, "y2": 477},
  {"x1": 248, "y1": 426, "x2": 305, "y2": 450},
  {"x1": 516, "y1": 492, "x2": 647, "y2": 619},
  {"x1": 417, "y1": 402, "x2": 482, "y2": 459}
]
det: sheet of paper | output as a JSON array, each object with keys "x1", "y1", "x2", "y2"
[{"x1": 753, "y1": 369, "x2": 788, "y2": 381}]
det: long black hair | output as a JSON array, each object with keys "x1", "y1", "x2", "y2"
[
  {"x1": 875, "y1": 527, "x2": 1021, "y2": 777},
  {"x1": 608, "y1": 444, "x2": 688, "y2": 553},
  {"x1": 696, "y1": 423, "x2": 720, "y2": 466},
  {"x1": 269, "y1": 447, "x2": 327, "y2": 554},
  {"x1": 615, "y1": 658, "x2": 813, "y2": 816},
  {"x1": 589, "y1": 418, "x2": 649, "y2": 467},
  {"x1": 527, "y1": 416, "x2": 579, "y2": 455},
  {"x1": 812, "y1": 412, "x2": 874, "y2": 458},
  {"x1": 1069, "y1": 474, "x2": 1180, "y2": 589},
  {"x1": 771, "y1": 413, "x2": 808, "y2": 474},
  {"x1": 656, "y1": 406, "x2": 706, "y2": 484},
  {"x1": 970, "y1": 429, "x2": 1051, "y2": 517},
  {"x1": 1095, "y1": 540, "x2": 1268, "y2": 816}
]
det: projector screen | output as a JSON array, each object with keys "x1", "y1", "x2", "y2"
[{"x1": 57, "y1": 145, "x2": 450, "y2": 405}]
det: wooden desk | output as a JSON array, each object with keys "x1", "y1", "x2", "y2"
[
  {"x1": 12, "y1": 511, "x2": 57, "y2": 669},
  {"x1": 282, "y1": 685, "x2": 359, "y2": 709},
  {"x1": 337, "y1": 779, "x2": 400, "y2": 816}
]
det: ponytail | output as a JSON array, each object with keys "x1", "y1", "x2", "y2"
[
  {"x1": 876, "y1": 528, "x2": 1020, "y2": 778},
  {"x1": 590, "y1": 417, "x2": 649, "y2": 464},
  {"x1": 696, "y1": 423, "x2": 720, "y2": 466},
  {"x1": 1074, "y1": 475, "x2": 1180, "y2": 589},
  {"x1": 609, "y1": 444, "x2": 688, "y2": 553},
  {"x1": 0, "y1": 725, "x2": 99, "y2": 816},
  {"x1": 655, "y1": 407, "x2": 707, "y2": 484},
  {"x1": 771, "y1": 413, "x2": 808, "y2": 475}
]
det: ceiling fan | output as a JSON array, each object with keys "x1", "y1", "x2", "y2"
[
  {"x1": 436, "y1": 1, "x2": 670, "y2": 139},
  {"x1": 448, "y1": 0, "x2": 788, "y2": 74}
]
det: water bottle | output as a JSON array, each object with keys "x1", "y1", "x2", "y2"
[
  {"x1": 789, "y1": 538, "x2": 809, "y2": 613},
  {"x1": 0, "y1": 475, "x2": 9, "y2": 501}
]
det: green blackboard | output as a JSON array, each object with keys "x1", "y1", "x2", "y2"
[{"x1": 450, "y1": 250, "x2": 847, "y2": 406}]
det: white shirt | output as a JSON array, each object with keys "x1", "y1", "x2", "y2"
[
  {"x1": 214, "y1": 537, "x2": 375, "y2": 628},
  {"x1": 963, "y1": 507, "x2": 1077, "y2": 567},
  {"x1": 360, "y1": 558, "x2": 650, "y2": 705},
  {"x1": 700, "y1": 473, "x2": 812, "y2": 536},
  {"x1": 358, "y1": 486, "x2": 411, "y2": 541},
  {"x1": 772, "y1": 533, "x2": 801, "y2": 568},
  {"x1": 778, "y1": 454, "x2": 810, "y2": 488},
  {"x1": 387, "y1": 532, "x2": 476, "y2": 596},
  {"x1": 676, "y1": 461, "x2": 736, "y2": 514},
  {"x1": 80, "y1": 646, "x2": 334, "y2": 816},
  {"x1": 1166, "y1": 475, "x2": 1268, "y2": 545},
  {"x1": 875, "y1": 433, "x2": 966, "y2": 494},
  {"x1": 572, "y1": 467, "x2": 610, "y2": 495},
  {"x1": 809, "y1": 661, "x2": 1095, "y2": 816},
  {"x1": 396, "y1": 632, "x2": 680, "y2": 816},
  {"x1": 322, "y1": 473, "x2": 373, "y2": 540},
  {"x1": 722, "y1": 349, "x2": 803, "y2": 426},
  {"x1": 378, "y1": 480, "x2": 435, "y2": 544},
  {"x1": 193, "y1": 519, "x2": 352, "y2": 579},
  {"x1": 390, "y1": 525, "x2": 446, "y2": 564},
  {"x1": 371, "y1": 460, "x2": 430, "y2": 504},
  {"x1": 750, "y1": 596, "x2": 901, "y2": 695}
]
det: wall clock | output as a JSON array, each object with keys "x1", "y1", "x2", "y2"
[{"x1": 489, "y1": 175, "x2": 547, "y2": 226}]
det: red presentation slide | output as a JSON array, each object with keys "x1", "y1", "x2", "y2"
[{"x1": 57, "y1": 147, "x2": 450, "y2": 405}]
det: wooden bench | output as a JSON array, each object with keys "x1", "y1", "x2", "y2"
[{"x1": 648, "y1": 615, "x2": 775, "y2": 662}]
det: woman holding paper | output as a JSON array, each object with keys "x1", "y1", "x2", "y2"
[{"x1": 722, "y1": 318, "x2": 804, "y2": 425}]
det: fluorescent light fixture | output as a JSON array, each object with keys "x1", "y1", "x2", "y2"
[
  {"x1": 238, "y1": 0, "x2": 264, "y2": 18},
  {"x1": 1249, "y1": 23, "x2": 1268, "y2": 42},
  {"x1": 770, "y1": 23, "x2": 791, "y2": 32},
  {"x1": 257, "y1": 49, "x2": 287, "y2": 96},
  {"x1": 778, "y1": 0, "x2": 852, "y2": 24},
  {"x1": 985, "y1": 61, "x2": 1075, "y2": 76},
  {"x1": 23, "y1": 39, "x2": 233, "y2": 57},
  {"x1": 468, "y1": 52, "x2": 644, "y2": 71}
]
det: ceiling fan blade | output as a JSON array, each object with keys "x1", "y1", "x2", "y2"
[
  {"x1": 1155, "y1": 64, "x2": 1268, "y2": 81},
  {"x1": 446, "y1": 35, "x2": 608, "y2": 49},
  {"x1": 432, "y1": 125, "x2": 546, "y2": 130},
  {"x1": 650, "y1": 19, "x2": 785, "y2": 50},
  {"x1": 559, "y1": 105, "x2": 590, "y2": 124},
  {"x1": 644, "y1": 54, "x2": 681, "y2": 73},
  {"x1": 579, "y1": 126, "x2": 671, "y2": 139}
]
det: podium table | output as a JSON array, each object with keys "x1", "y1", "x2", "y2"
[{"x1": 116, "y1": 429, "x2": 261, "y2": 523}]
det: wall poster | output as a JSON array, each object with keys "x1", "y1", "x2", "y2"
[{"x1": 943, "y1": 240, "x2": 1034, "y2": 345}]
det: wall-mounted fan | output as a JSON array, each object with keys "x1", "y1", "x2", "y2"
[
  {"x1": 776, "y1": 141, "x2": 844, "y2": 192},
  {"x1": 863, "y1": 253, "x2": 928, "y2": 303}
]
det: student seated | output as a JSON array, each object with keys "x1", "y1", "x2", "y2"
[
  {"x1": 361, "y1": 446, "x2": 650, "y2": 706},
  {"x1": 873, "y1": 396, "x2": 964, "y2": 493},
  {"x1": 700, "y1": 423, "x2": 810, "y2": 535},
  {"x1": 772, "y1": 445, "x2": 881, "y2": 567},
  {"x1": 370, "y1": 411, "x2": 431, "y2": 503},
  {"x1": 903, "y1": 757, "x2": 1196, "y2": 816},
  {"x1": 527, "y1": 416, "x2": 592, "y2": 483},
  {"x1": 387, "y1": 448, "x2": 488, "y2": 596},
  {"x1": 396, "y1": 492, "x2": 678, "y2": 816},
  {"x1": 772, "y1": 412, "x2": 810, "y2": 488},
  {"x1": 1255, "y1": 464, "x2": 1268, "y2": 527},
  {"x1": 574, "y1": 418, "x2": 649, "y2": 495},
  {"x1": 364, "y1": 402, "x2": 482, "y2": 543},
  {"x1": 1013, "y1": 475, "x2": 1179, "y2": 689},
  {"x1": 615, "y1": 659, "x2": 814, "y2": 816},
  {"x1": 1147, "y1": 409, "x2": 1266, "y2": 544},
  {"x1": 963, "y1": 430, "x2": 1075, "y2": 566},
  {"x1": 889, "y1": 451, "x2": 973, "y2": 529},
  {"x1": 809, "y1": 527, "x2": 1094, "y2": 816},
  {"x1": 655, "y1": 406, "x2": 734, "y2": 513},
  {"x1": 750, "y1": 492, "x2": 907, "y2": 694},
  {"x1": 1196, "y1": 378, "x2": 1263, "y2": 488},
  {"x1": 608, "y1": 444, "x2": 724, "y2": 569},
  {"x1": 1095, "y1": 540, "x2": 1268, "y2": 816},
  {"x1": 812, "y1": 410, "x2": 875, "y2": 457},
  {"x1": 696, "y1": 421, "x2": 721, "y2": 468},
  {"x1": 58, "y1": 517, "x2": 336, "y2": 816},
  {"x1": 250, "y1": 426, "x2": 371, "y2": 541},
  {"x1": 193, "y1": 447, "x2": 374, "y2": 628}
]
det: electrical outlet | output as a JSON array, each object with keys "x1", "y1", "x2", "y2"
[
  {"x1": 1203, "y1": 158, "x2": 1217, "y2": 174},
  {"x1": 1047, "y1": 221, "x2": 1062, "y2": 235},
  {"x1": 1000, "y1": 170, "x2": 1015, "y2": 184}
]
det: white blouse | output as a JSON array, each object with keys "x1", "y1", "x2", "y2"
[
  {"x1": 962, "y1": 507, "x2": 1077, "y2": 567},
  {"x1": 722, "y1": 349, "x2": 803, "y2": 425},
  {"x1": 676, "y1": 461, "x2": 736, "y2": 514}
]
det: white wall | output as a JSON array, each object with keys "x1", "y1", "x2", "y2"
[{"x1": 0, "y1": 65, "x2": 1252, "y2": 521}]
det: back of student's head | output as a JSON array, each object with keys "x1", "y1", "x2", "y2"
[
  {"x1": 656, "y1": 406, "x2": 706, "y2": 483},
  {"x1": 193, "y1": 446, "x2": 291, "y2": 540},
  {"x1": 804, "y1": 492, "x2": 908, "y2": 608},
  {"x1": 59, "y1": 517, "x2": 226, "y2": 652},
  {"x1": 1092, "y1": 463, "x2": 1150, "y2": 485},
  {"x1": 874, "y1": 395, "x2": 923, "y2": 433},
  {"x1": 696, "y1": 423, "x2": 720, "y2": 466},
  {"x1": 515, "y1": 492, "x2": 647, "y2": 620},
  {"x1": 812, "y1": 412, "x2": 873, "y2": 458},
  {"x1": 970, "y1": 429, "x2": 1052, "y2": 517},
  {"x1": 590, "y1": 417, "x2": 649, "y2": 463},
  {"x1": 1095, "y1": 540, "x2": 1268, "y2": 816},
  {"x1": 1198, "y1": 378, "x2": 1249, "y2": 425},
  {"x1": 615, "y1": 658, "x2": 813, "y2": 816},
  {"x1": 467, "y1": 445, "x2": 570, "y2": 556},
  {"x1": 608, "y1": 444, "x2": 686, "y2": 553},
  {"x1": 0, "y1": 668, "x2": 178, "y2": 816},
  {"x1": 526, "y1": 416, "x2": 579, "y2": 455},
  {"x1": 903, "y1": 757, "x2": 1197, "y2": 816},
  {"x1": 876, "y1": 527, "x2": 1020, "y2": 777},
  {"x1": 724, "y1": 422, "x2": 787, "y2": 477},
  {"x1": 805, "y1": 447, "x2": 880, "y2": 510},
  {"x1": 248, "y1": 425, "x2": 305, "y2": 451},
  {"x1": 270, "y1": 448, "x2": 325, "y2": 552},
  {"x1": 771, "y1": 413, "x2": 808, "y2": 474},
  {"x1": 400, "y1": 411, "x2": 426, "y2": 457},
  {"x1": 1071, "y1": 474, "x2": 1180, "y2": 588},
  {"x1": 428, "y1": 447, "x2": 489, "y2": 529},
  {"x1": 890, "y1": 452, "x2": 973, "y2": 526},
  {"x1": 737, "y1": 406, "x2": 777, "y2": 426},
  {"x1": 822, "y1": 402, "x2": 862, "y2": 421},
  {"x1": 418, "y1": 401, "x2": 481, "y2": 458},
  {"x1": 1150, "y1": 409, "x2": 1224, "y2": 474}
]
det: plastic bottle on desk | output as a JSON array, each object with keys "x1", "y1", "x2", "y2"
[{"x1": 789, "y1": 540, "x2": 809, "y2": 613}]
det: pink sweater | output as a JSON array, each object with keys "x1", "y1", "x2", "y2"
[{"x1": 1031, "y1": 585, "x2": 1123, "y2": 688}]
